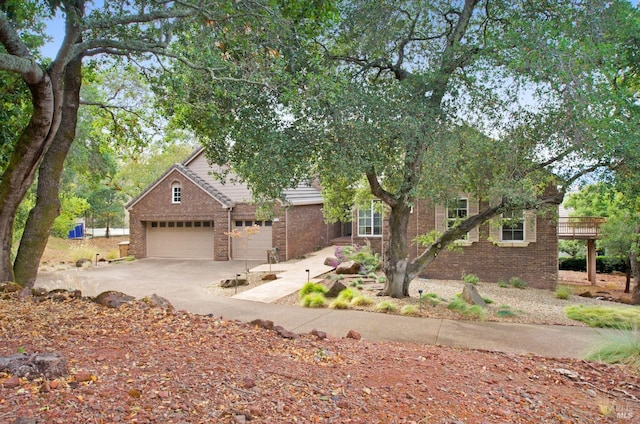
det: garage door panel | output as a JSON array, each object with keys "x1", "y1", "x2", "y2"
[
  {"x1": 147, "y1": 223, "x2": 214, "y2": 259},
  {"x1": 231, "y1": 222, "x2": 272, "y2": 260}
]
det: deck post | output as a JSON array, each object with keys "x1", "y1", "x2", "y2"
[{"x1": 587, "y1": 239, "x2": 596, "y2": 284}]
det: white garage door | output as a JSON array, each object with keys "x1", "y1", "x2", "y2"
[
  {"x1": 231, "y1": 220, "x2": 273, "y2": 260},
  {"x1": 147, "y1": 221, "x2": 214, "y2": 259}
]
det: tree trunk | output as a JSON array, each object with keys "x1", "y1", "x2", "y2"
[
  {"x1": 0, "y1": 76, "x2": 56, "y2": 282},
  {"x1": 630, "y1": 227, "x2": 640, "y2": 304},
  {"x1": 381, "y1": 203, "x2": 411, "y2": 298},
  {"x1": 625, "y1": 258, "x2": 631, "y2": 294},
  {"x1": 13, "y1": 55, "x2": 82, "y2": 287}
]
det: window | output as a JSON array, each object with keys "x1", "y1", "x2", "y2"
[
  {"x1": 446, "y1": 198, "x2": 468, "y2": 240},
  {"x1": 501, "y1": 211, "x2": 525, "y2": 241},
  {"x1": 171, "y1": 182, "x2": 181, "y2": 204},
  {"x1": 358, "y1": 201, "x2": 382, "y2": 236}
]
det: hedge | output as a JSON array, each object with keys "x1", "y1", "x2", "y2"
[{"x1": 559, "y1": 256, "x2": 627, "y2": 273}]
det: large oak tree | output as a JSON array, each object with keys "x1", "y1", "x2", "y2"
[{"x1": 162, "y1": 0, "x2": 640, "y2": 297}]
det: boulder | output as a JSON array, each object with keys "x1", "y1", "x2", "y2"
[
  {"x1": 250, "y1": 319, "x2": 274, "y2": 330},
  {"x1": 144, "y1": 294, "x2": 174, "y2": 311},
  {"x1": 75, "y1": 258, "x2": 92, "y2": 268},
  {"x1": 0, "y1": 353, "x2": 68, "y2": 379},
  {"x1": 274, "y1": 325, "x2": 299, "y2": 339},
  {"x1": 94, "y1": 291, "x2": 135, "y2": 308},
  {"x1": 220, "y1": 278, "x2": 248, "y2": 288},
  {"x1": 325, "y1": 281, "x2": 347, "y2": 298},
  {"x1": 336, "y1": 261, "x2": 360, "y2": 275},
  {"x1": 261, "y1": 273, "x2": 277, "y2": 281},
  {"x1": 324, "y1": 257, "x2": 339, "y2": 267},
  {"x1": 346, "y1": 329, "x2": 361, "y2": 340},
  {"x1": 310, "y1": 329, "x2": 327, "y2": 340},
  {"x1": 461, "y1": 283, "x2": 487, "y2": 308}
]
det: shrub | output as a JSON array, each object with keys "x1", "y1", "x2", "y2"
[
  {"x1": 497, "y1": 280, "x2": 509, "y2": 288},
  {"x1": 508, "y1": 277, "x2": 527, "y2": 289},
  {"x1": 496, "y1": 305, "x2": 519, "y2": 318},
  {"x1": 335, "y1": 244, "x2": 381, "y2": 274},
  {"x1": 377, "y1": 275, "x2": 386, "y2": 283},
  {"x1": 554, "y1": 285, "x2": 572, "y2": 300},
  {"x1": 70, "y1": 243, "x2": 96, "y2": 262},
  {"x1": 299, "y1": 282, "x2": 327, "y2": 299},
  {"x1": 565, "y1": 305, "x2": 640, "y2": 329},
  {"x1": 374, "y1": 300, "x2": 398, "y2": 313},
  {"x1": 482, "y1": 296, "x2": 494, "y2": 304},
  {"x1": 351, "y1": 295, "x2": 374, "y2": 306},
  {"x1": 105, "y1": 249, "x2": 120, "y2": 260},
  {"x1": 337, "y1": 288, "x2": 356, "y2": 302},
  {"x1": 300, "y1": 292, "x2": 327, "y2": 308},
  {"x1": 464, "y1": 305, "x2": 487, "y2": 320},
  {"x1": 421, "y1": 292, "x2": 443, "y2": 306},
  {"x1": 585, "y1": 328, "x2": 640, "y2": 368},
  {"x1": 329, "y1": 299, "x2": 351, "y2": 309},
  {"x1": 559, "y1": 256, "x2": 628, "y2": 273},
  {"x1": 447, "y1": 297, "x2": 468, "y2": 313},
  {"x1": 462, "y1": 272, "x2": 480, "y2": 285},
  {"x1": 401, "y1": 305, "x2": 419, "y2": 316}
]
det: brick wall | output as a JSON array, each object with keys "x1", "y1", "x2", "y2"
[
  {"x1": 127, "y1": 170, "x2": 230, "y2": 260},
  {"x1": 349, "y1": 198, "x2": 558, "y2": 289},
  {"x1": 285, "y1": 204, "x2": 338, "y2": 260}
]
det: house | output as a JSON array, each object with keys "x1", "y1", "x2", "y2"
[
  {"x1": 126, "y1": 147, "x2": 341, "y2": 261},
  {"x1": 346, "y1": 195, "x2": 558, "y2": 289}
]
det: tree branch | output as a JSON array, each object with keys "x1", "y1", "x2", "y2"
[{"x1": 366, "y1": 169, "x2": 397, "y2": 207}]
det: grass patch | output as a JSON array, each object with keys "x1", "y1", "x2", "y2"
[
  {"x1": 299, "y1": 282, "x2": 327, "y2": 299},
  {"x1": 105, "y1": 249, "x2": 120, "y2": 260},
  {"x1": 586, "y1": 328, "x2": 640, "y2": 368},
  {"x1": 554, "y1": 285, "x2": 572, "y2": 300},
  {"x1": 465, "y1": 305, "x2": 487, "y2": 320},
  {"x1": 497, "y1": 280, "x2": 509, "y2": 288},
  {"x1": 421, "y1": 292, "x2": 444, "y2": 306},
  {"x1": 70, "y1": 243, "x2": 96, "y2": 262},
  {"x1": 300, "y1": 292, "x2": 327, "y2": 308},
  {"x1": 351, "y1": 295, "x2": 374, "y2": 307},
  {"x1": 374, "y1": 300, "x2": 398, "y2": 313},
  {"x1": 482, "y1": 296, "x2": 494, "y2": 304},
  {"x1": 401, "y1": 305, "x2": 420, "y2": 316},
  {"x1": 565, "y1": 305, "x2": 640, "y2": 329},
  {"x1": 337, "y1": 288, "x2": 356, "y2": 302},
  {"x1": 496, "y1": 305, "x2": 522, "y2": 318},
  {"x1": 447, "y1": 296, "x2": 468, "y2": 313},
  {"x1": 508, "y1": 277, "x2": 527, "y2": 289},
  {"x1": 462, "y1": 272, "x2": 480, "y2": 285},
  {"x1": 329, "y1": 299, "x2": 351, "y2": 309}
]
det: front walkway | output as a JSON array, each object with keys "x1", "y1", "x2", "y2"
[{"x1": 231, "y1": 246, "x2": 336, "y2": 303}]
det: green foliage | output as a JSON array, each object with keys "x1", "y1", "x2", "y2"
[
  {"x1": 559, "y1": 256, "x2": 628, "y2": 273},
  {"x1": 401, "y1": 305, "x2": 419, "y2": 316},
  {"x1": 337, "y1": 288, "x2": 356, "y2": 302},
  {"x1": 554, "y1": 286, "x2": 573, "y2": 300},
  {"x1": 447, "y1": 297, "x2": 468, "y2": 313},
  {"x1": 105, "y1": 249, "x2": 120, "y2": 261},
  {"x1": 586, "y1": 329, "x2": 640, "y2": 368},
  {"x1": 565, "y1": 305, "x2": 640, "y2": 329},
  {"x1": 447, "y1": 297, "x2": 486, "y2": 320},
  {"x1": 421, "y1": 292, "x2": 444, "y2": 306},
  {"x1": 508, "y1": 277, "x2": 527, "y2": 289},
  {"x1": 462, "y1": 273, "x2": 480, "y2": 285},
  {"x1": 374, "y1": 300, "x2": 398, "y2": 313},
  {"x1": 299, "y1": 282, "x2": 328, "y2": 299},
  {"x1": 558, "y1": 240, "x2": 586, "y2": 258},
  {"x1": 482, "y1": 297, "x2": 494, "y2": 305},
  {"x1": 300, "y1": 292, "x2": 327, "y2": 308},
  {"x1": 350, "y1": 295, "x2": 374, "y2": 307},
  {"x1": 329, "y1": 298, "x2": 350, "y2": 309},
  {"x1": 465, "y1": 305, "x2": 487, "y2": 321},
  {"x1": 335, "y1": 245, "x2": 381, "y2": 274},
  {"x1": 51, "y1": 195, "x2": 91, "y2": 238},
  {"x1": 497, "y1": 280, "x2": 509, "y2": 288},
  {"x1": 496, "y1": 305, "x2": 521, "y2": 318},
  {"x1": 70, "y1": 244, "x2": 96, "y2": 262}
]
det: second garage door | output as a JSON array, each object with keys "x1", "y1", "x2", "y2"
[
  {"x1": 147, "y1": 221, "x2": 214, "y2": 259},
  {"x1": 231, "y1": 220, "x2": 273, "y2": 260}
]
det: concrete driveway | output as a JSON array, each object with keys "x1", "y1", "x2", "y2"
[{"x1": 35, "y1": 258, "x2": 264, "y2": 311}]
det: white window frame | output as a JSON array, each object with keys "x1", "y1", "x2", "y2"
[
  {"x1": 171, "y1": 183, "x2": 181, "y2": 204},
  {"x1": 500, "y1": 210, "x2": 525, "y2": 242},
  {"x1": 446, "y1": 198, "x2": 469, "y2": 241},
  {"x1": 357, "y1": 201, "x2": 382, "y2": 237}
]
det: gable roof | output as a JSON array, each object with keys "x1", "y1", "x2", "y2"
[
  {"x1": 126, "y1": 146, "x2": 323, "y2": 210},
  {"x1": 125, "y1": 162, "x2": 235, "y2": 210}
]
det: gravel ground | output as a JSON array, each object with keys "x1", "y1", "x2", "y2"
[{"x1": 208, "y1": 271, "x2": 635, "y2": 327}]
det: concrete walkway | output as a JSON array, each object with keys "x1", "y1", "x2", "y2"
[{"x1": 232, "y1": 247, "x2": 336, "y2": 302}]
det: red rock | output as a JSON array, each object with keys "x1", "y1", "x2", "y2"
[
  {"x1": 346, "y1": 330, "x2": 361, "y2": 340},
  {"x1": 2, "y1": 375, "x2": 20, "y2": 388}
]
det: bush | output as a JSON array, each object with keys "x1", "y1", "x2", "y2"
[
  {"x1": 462, "y1": 273, "x2": 480, "y2": 285},
  {"x1": 554, "y1": 285, "x2": 572, "y2": 300},
  {"x1": 421, "y1": 292, "x2": 444, "y2": 306},
  {"x1": 300, "y1": 292, "x2": 327, "y2": 308},
  {"x1": 565, "y1": 305, "x2": 640, "y2": 329},
  {"x1": 496, "y1": 305, "x2": 521, "y2": 318},
  {"x1": 447, "y1": 297, "x2": 468, "y2": 313},
  {"x1": 559, "y1": 256, "x2": 628, "y2": 273},
  {"x1": 105, "y1": 249, "x2": 120, "y2": 260},
  {"x1": 337, "y1": 288, "x2": 356, "y2": 302},
  {"x1": 334, "y1": 244, "x2": 381, "y2": 274},
  {"x1": 508, "y1": 277, "x2": 527, "y2": 289},
  {"x1": 329, "y1": 299, "x2": 351, "y2": 309},
  {"x1": 351, "y1": 295, "x2": 374, "y2": 306},
  {"x1": 586, "y1": 328, "x2": 640, "y2": 368},
  {"x1": 374, "y1": 300, "x2": 398, "y2": 313},
  {"x1": 497, "y1": 280, "x2": 509, "y2": 288},
  {"x1": 70, "y1": 243, "x2": 96, "y2": 262},
  {"x1": 401, "y1": 305, "x2": 420, "y2": 316},
  {"x1": 465, "y1": 305, "x2": 487, "y2": 320},
  {"x1": 299, "y1": 282, "x2": 327, "y2": 299}
]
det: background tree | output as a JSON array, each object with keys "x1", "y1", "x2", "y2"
[
  {"x1": 161, "y1": 0, "x2": 640, "y2": 297},
  {"x1": 1, "y1": 0, "x2": 306, "y2": 286}
]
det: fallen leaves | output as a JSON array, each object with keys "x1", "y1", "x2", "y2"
[{"x1": 0, "y1": 292, "x2": 639, "y2": 423}]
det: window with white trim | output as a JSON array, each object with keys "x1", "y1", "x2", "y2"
[
  {"x1": 171, "y1": 182, "x2": 181, "y2": 204},
  {"x1": 501, "y1": 210, "x2": 525, "y2": 241},
  {"x1": 447, "y1": 198, "x2": 468, "y2": 240},
  {"x1": 357, "y1": 201, "x2": 382, "y2": 236}
]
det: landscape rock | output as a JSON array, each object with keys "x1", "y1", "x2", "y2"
[
  {"x1": 324, "y1": 256, "x2": 339, "y2": 267},
  {"x1": 75, "y1": 258, "x2": 92, "y2": 268},
  {"x1": 0, "y1": 281, "x2": 22, "y2": 293},
  {"x1": 310, "y1": 329, "x2": 327, "y2": 340},
  {"x1": 93, "y1": 291, "x2": 135, "y2": 308},
  {"x1": 250, "y1": 319, "x2": 274, "y2": 330},
  {"x1": 220, "y1": 278, "x2": 248, "y2": 288},
  {"x1": 261, "y1": 273, "x2": 277, "y2": 281},
  {"x1": 144, "y1": 294, "x2": 174, "y2": 311},
  {"x1": 274, "y1": 325, "x2": 299, "y2": 339},
  {"x1": 346, "y1": 330, "x2": 361, "y2": 340},
  {"x1": 336, "y1": 261, "x2": 361, "y2": 275},
  {"x1": 325, "y1": 281, "x2": 347, "y2": 298},
  {"x1": 578, "y1": 291, "x2": 593, "y2": 298},
  {"x1": 0, "y1": 353, "x2": 68, "y2": 379},
  {"x1": 461, "y1": 283, "x2": 487, "y2": 308}
]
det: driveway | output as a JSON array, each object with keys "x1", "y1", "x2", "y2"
[{"x1": 35, "y1": 258, "x2": 264, "y2": 310}]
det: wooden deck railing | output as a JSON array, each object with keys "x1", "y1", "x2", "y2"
[{"x1": 558, "y1": 217, "x2": 606, "y2": 239}]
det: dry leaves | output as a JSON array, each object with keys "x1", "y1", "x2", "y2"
[{"x1": 1, "y1": 292, "x2": 639, "y2": 423}]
